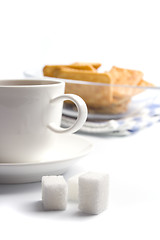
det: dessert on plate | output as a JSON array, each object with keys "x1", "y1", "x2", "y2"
[{"x1": 43, "y1": 62, "x2": 153, "y2": 114}]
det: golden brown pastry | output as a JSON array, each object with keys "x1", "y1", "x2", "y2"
[{"x1": 43, "y1": 63, "x2": 153, "y2": 115}]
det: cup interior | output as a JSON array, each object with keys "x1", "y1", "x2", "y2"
[{"x1": 0, "y1": 79, "x2": 61, "y2": 86}]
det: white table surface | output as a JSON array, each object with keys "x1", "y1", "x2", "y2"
[{"x1": 1, "y1": 124, "x2": 160, "y2": 240}]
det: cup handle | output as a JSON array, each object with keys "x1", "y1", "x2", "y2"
[{"x1": 47, "y1": 94, "x2": 88, "y2": 134}]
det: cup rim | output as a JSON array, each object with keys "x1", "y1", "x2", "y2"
[{"x1": 0, "y1": 78, "x2": 65, "y2": 88}]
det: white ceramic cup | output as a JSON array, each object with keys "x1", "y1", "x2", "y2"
[{"x1": 0, "y1": 79, "x2": 88, "y2": 163}]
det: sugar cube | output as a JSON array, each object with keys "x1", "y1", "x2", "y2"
[
  {"x1": 42, "y1": 176, "x2": 68, "y2": 210},
  {"x1": 78, "y1": 172, "x2": 109, "y2": 215},
  {"x1": 68, "y1": 173, "x2": 83, "y2": 202}
]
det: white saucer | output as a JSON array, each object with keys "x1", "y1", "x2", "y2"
[{"x1": 0, "y1": 134, "x2": 92, "y2": 184}]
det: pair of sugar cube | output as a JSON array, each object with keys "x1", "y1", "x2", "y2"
[{"x1": 42, "y1": 172, "x2": 109, "y2": 215}]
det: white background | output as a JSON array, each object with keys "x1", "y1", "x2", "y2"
[
  {"x1": 0, "y1": 0, "x2": 160, "y2": 83},
  {"x1": 0, "y1": 0, "x2": 160, "y2": 239}
]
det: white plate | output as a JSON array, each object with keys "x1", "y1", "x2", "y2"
[
  {"x1": 0, "y1": 134, "x2": 92, "y2": 184},
  {"x1": 24, "y1": 67, "x2": 44, "y2": 78}
]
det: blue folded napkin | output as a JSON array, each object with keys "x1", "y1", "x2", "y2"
[{"x1": 62, "y1": 104, "x2": 160, "y2": 136}]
